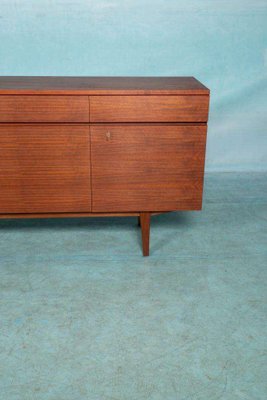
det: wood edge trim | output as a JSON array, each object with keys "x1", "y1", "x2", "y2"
[
  {"x1": 0, "y1": 91, "x2": 210, "y2": 96},
  {"x1": 0, "y1": 213, "x2": 141, "y2": 219},
  {"x1": 0, "y1": 122, "x2": 208, "y2": 126},
  {"x1": 0, "y1": 211, "x2": 175, "y2": 219}
]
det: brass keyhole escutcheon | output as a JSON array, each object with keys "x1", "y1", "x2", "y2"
[{"x1": 106, "y1": 131, "x2": 111, "y2": 141}]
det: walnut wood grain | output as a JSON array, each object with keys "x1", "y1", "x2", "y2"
[
  {"x1": 0, "y1": 212, "x2": 141, "y2": 219},
  {"x1": 0, "y1": 77, "x2": 209, "y2": 95},
  {"x1": 0, "y1": 125, "x2": 91, "y2": 213},
  {"x1": 91, "y1": 124, "x2": 207, "y2": 212},
  {"x1": 0, "y1": 212, "x2": 168, "y2": 219},
  {"x1": 140, "y1": 212, "x2": 151, "y2": 256},
  {"x1": 90, "y1": 95, "x2": 209, "y2": 122},
  {"x1": 0, "y1": 76, "x2": 210, "y2": 256},
  {"x1": 0, "y1": 95, "x2": 89, "y2": 122}
]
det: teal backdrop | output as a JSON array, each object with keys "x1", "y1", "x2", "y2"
[{"x1": 0, "y1": 0, "x2": 266, "y2": 171}]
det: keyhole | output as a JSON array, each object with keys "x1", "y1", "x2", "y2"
[{"x1": 106, "y1": 131, "x2": 111, "y2": 141}]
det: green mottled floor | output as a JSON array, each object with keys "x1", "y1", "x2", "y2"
[{"x1": 0, "y1": 173, "x2": 266, "y2": 400}]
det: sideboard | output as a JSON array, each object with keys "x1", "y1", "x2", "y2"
[{"x1": 0, "y1": 77, "x2": 210, "y2": 256}]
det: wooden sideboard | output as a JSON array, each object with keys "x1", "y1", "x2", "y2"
[{"x1": 0, "y1": 77, "x2": 210, "y2": 256}]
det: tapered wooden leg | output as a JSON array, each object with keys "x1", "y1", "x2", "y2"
[{"x1": 140, "y1": 212, "x2": 150, "y2": 256}]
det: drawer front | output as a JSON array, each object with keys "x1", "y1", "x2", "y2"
[
  {"x1": 90, "y1": 95, "x2": 209, "y2": 122},
  {"x1": 0, "y1": 125, "x2": 91, "y2": 213},
  {"x1": 91, "y1": 124, "x2": 207, "y2": 212},
  {"x1": 0, "y1": 95, "x2": 89, "y2": 122}
]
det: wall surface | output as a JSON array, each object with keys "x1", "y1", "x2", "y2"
[{"x1": 0, "y1": 0, "x2": 266, "y2": 171}]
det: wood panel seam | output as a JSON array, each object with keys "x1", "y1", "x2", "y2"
[{"x1": 89, "y1": 125, "x2": 93, "y2": 212}]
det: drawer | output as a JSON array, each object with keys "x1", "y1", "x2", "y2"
[
  {"x1": 0, "y1": 95, "x2": 89, "y2": 122},
  {"x1": 90, "y1": 95, "x2": 209, "y2": 122}
]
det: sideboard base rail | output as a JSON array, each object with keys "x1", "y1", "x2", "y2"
[{"x1": 0, "y1": 211, "x2": 174, "y2": 256}]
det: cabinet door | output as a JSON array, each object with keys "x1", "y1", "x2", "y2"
[
  {"x1": 91, "y1": 124, "x2": 207, "y2": 212},
  {"x1": 0, "y1": 125, "x2": 91, "y2": 213}
]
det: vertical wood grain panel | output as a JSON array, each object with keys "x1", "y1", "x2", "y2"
[
  {"x1": 0, "y1": 125, "x2": 91, "y2": 213},
  {"x1": 91, "y1": 124, "x2": 207, "y2": 212}
]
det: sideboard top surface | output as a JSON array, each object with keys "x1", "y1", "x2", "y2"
[{"x1": 0, "y1": 76, "x2": 209, "y2": 95}]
